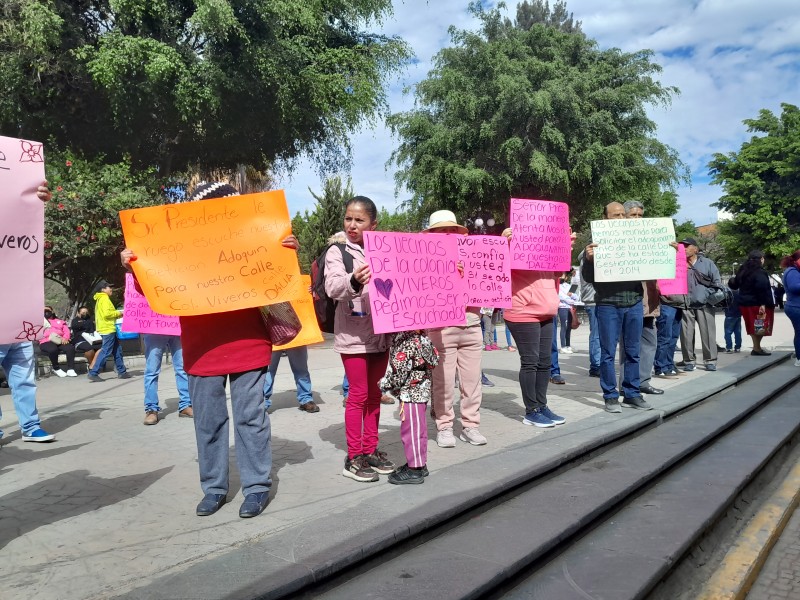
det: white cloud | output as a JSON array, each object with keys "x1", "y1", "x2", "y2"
[{"x1": 279, "y1": 0, "x2": 800, "y2": 228}]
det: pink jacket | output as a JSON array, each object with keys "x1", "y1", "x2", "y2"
[
  {"x1": 324, "y1": 240, "x2": 389, "y2": 354},
  {"x1": 40, "y1": 318, "x2": 71, "y2": 344},
  {"x1": 503, "y1": 270, "x2": 560, "y2": 323}
]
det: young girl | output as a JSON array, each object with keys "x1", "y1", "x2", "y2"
[{"x1": 379, "y1": 330, "x2": 439, "y2": 485}]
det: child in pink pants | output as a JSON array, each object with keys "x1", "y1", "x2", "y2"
[{"x1": 379, "y1": 330, "x2": 439, "y2": 484}]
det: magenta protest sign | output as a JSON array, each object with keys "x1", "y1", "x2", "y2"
[
  {"x1": 510, "y1": 198, "x2": 572, "y2": 271},
  {"x1": 457, "y1": 235, "x2": 512, "y2": 307},
  {"x1": 363, "y1": 231, "x2": 468, "y2": 333},
  {"x1": 122, "y1": 273, "x2": 181, "y2": 335},
  {"x1": 658, "y1": 244, "x2": 688, "y2": 294},
  {"x1": 0, "y1": 136, "x2": 45, "y2": 344}
]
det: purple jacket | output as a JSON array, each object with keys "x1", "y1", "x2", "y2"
[{"x1": 324, "y1": 240, "x2": 389, "y2": 354}]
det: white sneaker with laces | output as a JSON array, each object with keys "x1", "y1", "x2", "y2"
[
  {"x1": 53, "y1": 369, "x2": 67, "y2": 378},
  {"x1": 459, "y1": 427, "x2": 487, "y2": 445},
  {"x1": 66, "y1": 369, "x2": 78, "y2": 377},
  {"x1": 436, "y1": 428, "x2": 456, "y2": 448}
]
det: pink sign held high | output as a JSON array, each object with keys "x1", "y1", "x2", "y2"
[
  {"x1": 122, "y1": 273, "x2": 181, "y2": 335},
  {"x1": 510, "y1": 198, "x2": 572, "y2": 271},
  {"x1": 658, "y1": 244, "x2": 688, "y2": 295},
  {"x1": 457, "y1": 235, "x2": 512, "y2": 307},
  {"x1": 363, "y1": 231, "x2": 468, "y2": 334},
  {"x1": 0, "y1": 135, "x2": 46, "y2": 344}
]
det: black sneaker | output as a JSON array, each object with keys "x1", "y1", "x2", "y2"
[
  {"x1": 388, "y1": 464, "x2": 426, "y2": 485},
  {"x1": 364, "y1": 449, "x2": 396, "y2": 474},
  {"x1": 118, "y1": 372, "x2": 132, "y2": 379},
  {"x1": 342, "y1": 455, "x2": 379, "y2": 482}
]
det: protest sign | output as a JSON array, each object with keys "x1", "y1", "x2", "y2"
[
  {"x1": 0, "y1": 135, "x2": 45, "y2": 344},
  {"x1": 510, "y1": 198, "x2": 572, "y2": 271},
  {"x1": 658, "y1": 244, "x2": 688, "y2": 294},
  {"x1": 122, "y1": 273, "x2": 181, "y2": 335},
  {"x1": 457, "y1": 235, "x2": 512, "y2": 307},
  {"x1": 120, "y1": 191, "x2": 304, "y2": 316},
  {"x1": 363, "y1": 231, "x2": 468, "y2": 334},
  {"x1": 590, "y1": 217, "x2": 676, "y2": 282},
  {"x1": 273, "y1": 275, "x2": 323, "y2": 350}
]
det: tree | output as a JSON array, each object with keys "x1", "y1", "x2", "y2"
[
  {"x1": 44, "y1": 150, "x2": 168, "y2": 310},
  {"x1": 295, "y1": 176, "x2": 354, "y2": 273},
  {"x1": 515, "y1": 0, "x2": 582, "y2": 34},
  {"x1": 708, "y1": 103, "x2": 800, "y2": 260},
  {"x1": 1, "y1": 0, "x2": 408, "y2": 175},
  {"x1": 388, "y1": 1, "x2": 687, "y2": 230}
]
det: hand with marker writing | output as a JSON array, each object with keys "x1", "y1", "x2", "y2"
[
  {"x1": 37, "y1": 181, "x2": 51, "y2": 203},
  {"x1": 120, "y1": 248, "x2": 137, "y2": 271},
  {"x1": 585, "y1": 243, "x2": 598, "y2": 262},
  {"x1": 281, "y1": 235, "x2": 299, "y2": 250}
]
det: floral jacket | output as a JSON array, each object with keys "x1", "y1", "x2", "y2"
[{"x1": 378, "y1": 330, "x2": 439, "y2": 404}]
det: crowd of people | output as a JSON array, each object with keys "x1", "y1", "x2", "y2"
[{"x1": 3, "y1": 182, "x2": 800, "y2": 520}]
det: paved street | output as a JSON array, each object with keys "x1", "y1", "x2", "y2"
[{"x1": 0, "y1": 313, "x2": 796, "y2": 599}]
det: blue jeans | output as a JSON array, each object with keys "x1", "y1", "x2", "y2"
[
  {"x1": 655, "y1": 305, "x2": 682, "y2": 374},
  {"x1": 550, "y1": 316, "x2": 561, "y2": 376},
  {"x1": 557, "y1": 307, "x2": 572, "y2": 347},
  {"x1": 0, "y1": 342, "x2": 42, "y2": 436},
  {"x1": 585, "y1": 305, "x2": 601, "y2": 372},
  {"x1": 723, "y1": 316, "x2": 742, "y2": 351},
  {"x1": 143, "y1": 334, "x2": 190, "y2": 412},
  {"x1": 505, "y1": 326, "x2": 514, "y2": 347},
  {"x1": 785, "y1": 304, "x2": 800, "y2": 358},
  {"x1": 263, "y1": 347, "x2": 312, "y2": 409},
  {"x1": 89, "y1": 332, "x2": 127, "y2": 376},
  {"x1": 597, "y1": 302, "x2": 643, "y2": 400}
]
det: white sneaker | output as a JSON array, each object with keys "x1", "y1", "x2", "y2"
[
  {"x1": 66, "y1": 369, "x2": 78, "y2": 377},
  {"x1": 53, "y1": 369, "x2": 67, "y2": 378},
  {"x1": 794, "y1": 359, "x2": 800, "y2": 367},
  {"x1": 436, "y1": 428, "x2": 456, "y2": 448},
  {"x1": 564, "y1": 347, "x2": 573, "y2": 354},
  {"x1": 460, "y1": 427, "x2": 487, "y2": 445}
]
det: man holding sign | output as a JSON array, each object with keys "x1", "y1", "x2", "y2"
[{"x1": 581, "y1": 202, "x2": 650, "y2": 413}]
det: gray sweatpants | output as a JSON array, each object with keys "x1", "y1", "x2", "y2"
[
  {"x1": 680, "y1": 307, "x2": 718, "y2": 365},
  {"x1": 189, "y1": 367, "x2": 272, "y2": 497}
]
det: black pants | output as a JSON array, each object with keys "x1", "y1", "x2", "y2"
[
  {"x1": 39, "y1": 341, "x2": 76, "y2": 370},
  {"x1": 505, "y1": 320, "x2": 553, "y2": 413}
]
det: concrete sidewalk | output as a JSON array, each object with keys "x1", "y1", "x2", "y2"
[{"x1": 0, "y1": 313, "x2": 796, "y2": 599}]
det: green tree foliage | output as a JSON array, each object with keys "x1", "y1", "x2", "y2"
[
  {"x1": 708, "y1": 103, "x2": 800, "y2": 260},
  {"x1": 388, "y1": 1, "x2": 687, "y2": 229},
  {"x1": 44, "y1": 150, "x2": 167, "y2": 308},
  {"x1": 1, "y1": 0, "x2": 408, "y2": 175},
  {"x1": 295, "y1": 176, "x2": 354, "y2": 273},
  {"x1": 515, "y1": 0, "x2": 581, "y2": 34}
]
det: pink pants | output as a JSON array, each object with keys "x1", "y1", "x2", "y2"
[
  {"x1": 429, "y1": 325, "x2": 483, "y2": 431},
  {"x1": 400, "y1": 402, "x2": 428, "y2": 468},
  {"x1": 341, "y1": 352, "x2": 389, "y2": 459}
]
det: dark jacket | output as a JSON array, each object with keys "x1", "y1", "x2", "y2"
[
  {"x1": 686, "y1": 255, "x2": 722, "y2": 308},
  {"x1": 733, "y1": 268, "x2": 774, "y2": 307},
  {"x1": 580, "y1": 258, "x2": 643, "y2": 307}
]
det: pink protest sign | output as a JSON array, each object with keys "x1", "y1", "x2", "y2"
[
  {"x1": 457, "y1": 235, "x2": 512, "y2": 307},
  {"x1": 363, "y1": 231, "x2": 468, "y2": 334},
  {"x1": 122, "y1": 273, "x2": 181, "y2": 335},
  {"x1": 0, "y1": 136, "x2": 45, "y2": 344},
  {"x1": 510, "y1": 198, "x2": 572, "y2": 271},
  {"x1": 658, "y1": 244, "x2": 688, "y2": 294}
]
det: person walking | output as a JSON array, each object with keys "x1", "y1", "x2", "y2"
[
  {"x1": 325, "y1": 196, "x2": 395, "y2": 482},
  {"x1": 780, "y1": 250, "x2": 800, "y2": 366},
  {"x1": 730, "y1": 250, "x2": 775, "y2": 355},
  {"x1": 679, "y1": 237, "x2": 723, "y2": 372},
  {"x1": 87, "y1": 280, "x2": 131, "y2": 382}
]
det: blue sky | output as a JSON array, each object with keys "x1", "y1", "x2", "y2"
[{"x1": 276, "y1": 0, "x2": 800, "y2": 227}]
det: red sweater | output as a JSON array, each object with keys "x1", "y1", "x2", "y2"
[{"x1": 180, "y1": 308, "x2": 272, "y2": 376}]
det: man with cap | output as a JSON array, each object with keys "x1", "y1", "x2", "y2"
[
  {"x1": 679, "y1": 237, "x2": 722, "y2": 371},
  {"x1": 87, "y1": 280, "x2": 131, "y2": 382},
  {"x1": 424, "y1": 210, "x2": 488, "y2": 447}
]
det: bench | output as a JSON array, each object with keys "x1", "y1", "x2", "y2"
[{"x1": 33, "y1": 336, "x2": 147, "y2": 380}]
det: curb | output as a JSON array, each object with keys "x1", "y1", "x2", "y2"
[{"x1": 698, "y1": 458, "x2": 800, "y2": 599}]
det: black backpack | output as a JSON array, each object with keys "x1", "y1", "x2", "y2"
[{"x1": 310, "y1": 243, "x2": 354, "y2": 333}]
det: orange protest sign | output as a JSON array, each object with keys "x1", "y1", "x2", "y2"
[
  {"x1": 120, "y1": 191, "x2": 304, "y2": 316},
  {"x1": 273, "y1": 276, "x2": 324, "y2": 350}
]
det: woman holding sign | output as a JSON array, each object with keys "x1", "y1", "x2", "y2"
[
  {"x1": 325, "y1": 196, "x2": 395, "y2": 483},
  {"x1": 501, "y1": 228, "x2": 567, "y2": 428}
]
